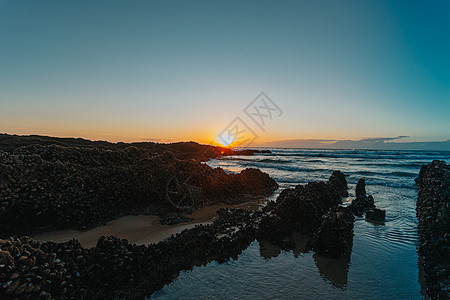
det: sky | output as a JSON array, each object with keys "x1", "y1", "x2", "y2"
[{"x1": 0, "y1": 0, "x2": 449, "y2": 149}]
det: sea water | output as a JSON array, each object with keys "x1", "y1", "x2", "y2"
[{"x1": 151, "y1": 149, "x2": 450, "y2": 299}]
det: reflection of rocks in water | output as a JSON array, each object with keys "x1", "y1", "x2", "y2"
[
  {"x1": 291, "y1": 232, "x2": 310, "y2": 257},
  {"x1": 259, "y1": 239, "x2": 282, "y2": 259},
  {"x1": 258, "y1": 229, "x2": 352, "y2": 291},
  {"x1": 258, "y1": 232, "x2": 309, "y2": 259},
  {"x1": 313, "y1": 248, "x2": 351, "y2": 289}
]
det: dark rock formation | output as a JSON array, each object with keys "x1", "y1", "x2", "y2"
[
  {"x1": 258, "y1": 172, "x2": 354, "y2": 258},
  {"x1": 349, "y1": 194, "x2": 375, "y2": 216},
  {"x1": 0, "y1": 170, "x2": 359, "y2": 298},
  {"x1": 349, "y1": 178, "x2": 386, "y2": 223},
  {"x1": 365, "y1": 208, "x2": 386, "y2": 223},
  {"x1": 415, "y1": 160, "x2": 450, "y2": 299},
  {"x1": 200, "y1": 168, "x2": 278, "y2": 202},
  {"x1": 0, "y1": 133, "x2": 269, "y2": 162},
  {"x1": 311, "y1": 206, "x2": 354, "y2": 258},
  {"x1": 349, "y1": 179, "x2": 375, "y2": 216},
  {"x1": 259, "y1": 182, "x2": 341, "y2": 241},
  {"x1": 0, "y1": 145, "x2": 277, "y2": 236},
  {"x1": 355, "y1": 178, "x2": 367, "y2": 199},
  {"x1": 328, "y1": 170, "x2": 349, "y2": 197},
  {"x1": 0, "y1": 208, "x2": 261, "y2": 299}
]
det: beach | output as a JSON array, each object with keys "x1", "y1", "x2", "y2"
[{"x1": 34, "y1": 200, "x2": 266, "y2": 248}]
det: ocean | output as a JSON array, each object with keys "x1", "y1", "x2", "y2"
[{"x1": 151, "y1": 149, "x2": 450, "y2": 299}]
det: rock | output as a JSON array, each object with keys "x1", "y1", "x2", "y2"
[
  {"x1": 258, "y1": 180, "x2": 343, "y2": 248},
  {"x1": 349, "y1": 195, "x2": 375, "y2": 216},
  {"x1": 365, "y1": 208, "x2": 386, "y2": 223},
  {"x1": 355, "y1": 178, "x2": 366, "y2": 199},
  {"x1": 200, "y1": 167, "x2": 278, "y2": 203},
  {"x1": 328, "y1": 170, "x2": 349, "y2": 197},
  {"x1": 349, "y1": 179, "x2": 375, "y2": 216},
  {"x1": 0, "y1": 145, "x2": 277, "y2": 236},
  {"x1": 311, "y1": 207, "x2": 354, "y2": 258},
  {"x1": 0, "y1": 170, "x2": 361, "y2": 298},
  {"x1": 415, "y1": 160, "x2": 450, "y2": 299}
]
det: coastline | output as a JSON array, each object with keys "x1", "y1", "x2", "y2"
[
  {"x1": 33, "y1": 199, "x2": 267, "y2": 248},
  {"x1": 1, "y1": 135, "x2": 447, "y2": 299}
]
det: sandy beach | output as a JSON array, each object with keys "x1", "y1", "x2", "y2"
[{"x1": 34, "y1": 199, "x2": 266, "y2": 248}]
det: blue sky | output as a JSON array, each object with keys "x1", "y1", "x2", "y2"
[{"x1": 0, "y1": 0, "x2": 449, "y2": 146}]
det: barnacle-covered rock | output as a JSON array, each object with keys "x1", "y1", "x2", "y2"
[
  {"x1": 415, "y1": 160, "x2": 450, "y2": 299},
  {"x1": 310, "y1": 207, "x2": 354, "y2": 258},
  {"x1": 0, "y1": 145, "x2": 277, "y2": 236}
]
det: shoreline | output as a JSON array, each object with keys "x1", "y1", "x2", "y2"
[{"x1": 33, "y1": 199, "x2": 267, "y2": 248}]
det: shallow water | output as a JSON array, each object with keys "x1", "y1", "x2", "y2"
[{"x1": 151, "y1": 149, "x2": 450, "y2": 299}]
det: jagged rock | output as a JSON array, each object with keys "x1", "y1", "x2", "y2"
[
  {"x1": 0, "y1": 170, "x2": 360, "y2": 298},
  {"x1": 0, "y1": 133, "x2": 271, "y2": 161},
  {"x1": 0, "y1": 209, "x2": 261, "y2": 299},
  {"x1": 349, "y1": 195, "x2": 375, "y2": 216},
  {"x1": 365, "y1": 208, "x2": 386, "y2": 223},
  {"x1": 200, "y1": 168, "x2": 278, "y2": 202},
  {"x1": 328, "y1": 170, "x2": 349, "y2": 197},
  {"x1": 349, "y1": 179, "x2": 375, "y2": 216},
  {"x1": 0, "y1": 145, "x2": 277, "y2": 236},
  {"x1": 311, "y1": 207, "x2": 354, "y2": 258},
  {"x1": 415, "y1": 160, "x2": 450, "y2": 299},
  {"x1": 355, "y1": 178, "x2": 366, "y2": 199},
  {"x1": 258, "y1": 173, "x2": 347, "y2": 250}
]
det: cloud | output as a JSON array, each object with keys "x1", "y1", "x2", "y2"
[
  {"x1": 358, "y1": 136, "x2": 409, "y2": 143},
  {"x1": 257, "y1": 137, "x2": 450, "y2": 151}
]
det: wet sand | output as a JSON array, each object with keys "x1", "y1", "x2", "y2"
[{"x1": 34, "y1": 199, "x2": 266, "y2": 248}]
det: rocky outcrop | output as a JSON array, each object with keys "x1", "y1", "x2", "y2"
[
  {"x1": 328, "y1": 170, "x2": 349, "y2": 197},
  {"x1": 0, "y1": 133, "x2": 269, "y2": 162},
  {"x1": 348, "y1": 179, "x2": 375, "y2": 216},
  {"x1": 258, "y1": 173, "x2": 354, "y2": 257},
  {"x1": 0, "y1": 209, "x2": 261, "y2": 299},
  {"x1": 311, "y1": 206, "x2": 354, "y2": 258},
  {"x1": 0, "y1": 170, "x2": 360, "y2": 299},
  {"x1": 0, "y1": 145, "x2": 277, "y2": 236},
  {"x1": 199, "y1": 167, "x2": 278, "y2": 202},
  {"x1": 365, "y1": 208, "x2": 386, "y2": 223},
  {"x1": 348, "y1": 178, "x2": 385, "y2": 223},
  {"x1": 415, "y1": 160, "x2": 450, "y2": 299}
]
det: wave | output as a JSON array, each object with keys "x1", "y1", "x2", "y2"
[
  {"x1": 345, "y1": 170, "x2": 417, "y2": 178},
  {"x1": 268, "y1": 150, "x2": 450, "y2": 161},
  {"x1": 258, "y1": 158, "x2": 293, "y2": 164},
  {"x1": 240, "y1": 162, "x2": 327, "y2": 173},
  {"x1": 218, "y1": 157, "x2": 293, "y2": 164},
  {"x1": 273, "y1": 153, "x2": 417, "y2": 160},
  {"x1": 364, "y1": 181, "x2": 417, "y2": 189}
]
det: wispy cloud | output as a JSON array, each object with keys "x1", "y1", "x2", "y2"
[
  {"x1": 358, "y1": 136, "x2": 409, "y2": 143},
  {"x1": 257, "y1": 137, "x2": 450, "y2": 151}
]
